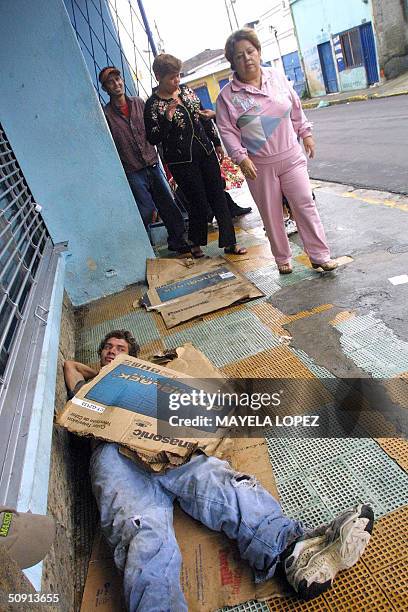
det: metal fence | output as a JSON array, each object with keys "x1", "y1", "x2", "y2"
[
  {"x1": 65, "y1": 0, "x2": 157, "y2": 102},
  {"x1": 0, "y1": 123, "x2": 65, "y2": 504},
  {"x1": 0, "y1": 124, "x2": 52, "y2": 385}
]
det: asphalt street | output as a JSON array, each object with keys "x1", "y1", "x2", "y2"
[{"x1": 307, "y1": 96, "x2": 408, "y2": 194}]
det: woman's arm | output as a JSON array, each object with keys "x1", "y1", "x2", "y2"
[
  {"x1": 215, "y1": 95, "x2": 248, "y2": 165},
  {"x1": 143, "y1": 97, "x2": 172, "y2": 145},
  {"x1": 287, "y1": 79, "x2": 315, "y2": 158},
  {"x1": 288, "y1": 80, "x2": 312, "y2": 140}
]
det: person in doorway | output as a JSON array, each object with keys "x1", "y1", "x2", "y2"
[
  {"x1": 216, "y1": 29, "x2": 338, "y2": 274},
  {"x1": 99, "y1": 66, "x2": 189, "y2": 254},
  {"x1": 144, "y1": 54, "x2": 247, "y2": 259},
  {"x1": 64, "y1": 330, "x2": 374, "y2": 611}
]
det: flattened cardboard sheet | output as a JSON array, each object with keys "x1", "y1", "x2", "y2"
[{"x1": 141, "y1": 257, "x2": 263, "y2": 328}]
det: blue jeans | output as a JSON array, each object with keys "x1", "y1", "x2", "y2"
[
  {"x1": 126, "y1": 165, "x2": 186, "y2": 248},
  {"x1": 90, "y1": 443, "x2": 304, "y2": 612}
]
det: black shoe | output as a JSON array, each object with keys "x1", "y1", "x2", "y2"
[
  {"x1": 168, "y1": 242, "x2": 191, "y2": 254},
  {"x1": 229, "y1": 206, "x2": 252, "y2": 218}
]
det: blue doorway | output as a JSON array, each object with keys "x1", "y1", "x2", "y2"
[
  {"x1": 317, "y1": 41, "x2": 338, "y2": 93},
  {"x1": 193, "y1": 85, "x2": 213, "y2": 109},
  {"x1": 360, "y1": 22, "x2": 379, "y2": 85},
  {"x1": 218, "y1": 78, "x2": 229, "y2": 91},
  {"x1": 282, "y1": 51, "x2": 306, "y2": 96}
]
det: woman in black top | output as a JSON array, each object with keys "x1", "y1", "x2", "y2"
[{"x1": 144, "y1": 54, "x2": 247, "y2": 258}]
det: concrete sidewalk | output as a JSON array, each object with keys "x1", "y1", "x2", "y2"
[
  {"x1": 76, "y1": 178, "x2": 408, "y2": 611},
  {"x1": 302, "y1": 70, "x2": 408, "y2": 109}
]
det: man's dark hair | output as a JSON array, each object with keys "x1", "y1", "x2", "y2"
[
  {"x1": 98, "y1": 330, "x2": 140, "y2": 357},
  {"x1": 98, "y1": 65, "x2": 121, "y2": 84}
]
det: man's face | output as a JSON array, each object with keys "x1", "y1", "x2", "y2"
[
  {"x1": 100, "y1": 337, "x2": 130, "y2": 366},
  {"x1": 103, "y1": 72, "x2": 125, "y2": 97}
]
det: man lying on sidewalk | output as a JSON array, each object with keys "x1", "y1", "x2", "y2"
[{"x1": 64, "y1": 329, "x2": 374, "y2": 611}]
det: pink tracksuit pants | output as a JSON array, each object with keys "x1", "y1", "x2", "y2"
[{"x1": 247, "y1": 148, "x2": 331, "y2": 266}]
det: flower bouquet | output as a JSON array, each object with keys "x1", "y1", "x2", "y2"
[{"x1": 220, "y1": 156, "x2": 245, "y2": 190}]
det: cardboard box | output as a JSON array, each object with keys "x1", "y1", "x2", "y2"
[
  {"x1": 141, "y1": 257, "x2": 263, "y2": 328},
  {"x1": 56, "y1": 346, "x2": 231, "y2": 472}
]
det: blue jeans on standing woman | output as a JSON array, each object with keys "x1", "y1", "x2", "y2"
[
  {"x1": 90, "y1": 443, "x2": 304, "y2": 612},
  {"x1": 126, "y1": 164, "x2": 186, "y2": 250}
]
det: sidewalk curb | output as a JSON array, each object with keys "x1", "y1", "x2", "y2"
[{"x1": 302, "y1": 89, "x2": 408, "y2": 109}]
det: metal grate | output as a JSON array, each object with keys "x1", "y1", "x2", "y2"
[
  {"x1": 65, "y1": 0, "x2": 158, "y2": 102},
  {"x1": 0, "y1": 124, "x2": 52, "y2": 384}
]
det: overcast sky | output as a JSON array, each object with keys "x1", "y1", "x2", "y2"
[{"x1": 143, "y1": 0, "x2": 273, "y2": 61}]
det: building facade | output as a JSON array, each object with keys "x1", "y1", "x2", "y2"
[
  {"x1": 255, "y1": 0, "x2": 306, "y2": 96},
  {"x1": 182, "y1": 0, "x2": 308, "y2": 109},
  {"x1": 181, "y1": 54, "x2": 232, "y2": 109},
  {"x1": 290, "y1": 0, "x2": 380, "y2": 97}
]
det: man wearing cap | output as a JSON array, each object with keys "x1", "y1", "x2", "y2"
[
  {"x1": 98, "y1": 66, "x2": 189, "y2": 254},
  {"x1": 0, "y1": 507, "x2": 55, "y2": 570},
  {"x1": 64, "y1": 331, "x2": 374, "y2": 612}
]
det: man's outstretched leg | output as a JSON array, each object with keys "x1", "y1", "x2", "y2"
[
  {"x1": 90, "y1": 443, "x2": 187, "y2": 612},
  {"x1": 159, "y1": 454, "x2": 304, "y2": 582},
  {"x1": 159, "y1": 454, "x2": 373, "y2": 600}
]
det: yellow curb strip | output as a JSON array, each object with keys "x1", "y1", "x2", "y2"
[{"x1": 341, "y1": 191, "x2": 408, "y2": 212}]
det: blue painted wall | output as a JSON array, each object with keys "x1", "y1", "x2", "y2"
[
  {"x1": 290, "y1": 0, "x2": 374, "y2": 96},
  {"x1": 0, "y1": 0, "x2": 154, "y2": 306}
]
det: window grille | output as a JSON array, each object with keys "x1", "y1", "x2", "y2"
[
  {"x1": 340, "y1": 28, "x2": 363, "y2": 68},
  {"x1": 65, "y1": 0, "x2": 157, "y2": 102},
  {"x1": 0, "y1": 124, "x2": 52, "y2": 384},
  {"x1": 0, "y1": 123, "x2": 65, "y2": 505}
]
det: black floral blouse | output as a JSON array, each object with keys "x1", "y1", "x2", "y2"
[{"x1": 144, "y1": 85, "x2": 221, "y2": 165}]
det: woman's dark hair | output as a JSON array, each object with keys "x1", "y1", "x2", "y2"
[
  {"x1": 224, "y1": 28, "x2": 262, "y2": 70},
  {"x1": 98, "y1": 330, "x2": 140, "y2": 357}
]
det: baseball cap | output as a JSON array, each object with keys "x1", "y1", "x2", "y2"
[
  {"x1": 0, "y1": 507, "x2": 56, "y2": 569},
  {"x1": 98, "y1": 66, "x2": 121, "y2": 85}
]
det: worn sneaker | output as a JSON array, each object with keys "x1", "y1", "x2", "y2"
[
  {"x1": 282, "y1": 503, "x2": 374, "y2": 600},
  {"x1": 285, "y1": 218, "x2": 298, "y2": 236}
]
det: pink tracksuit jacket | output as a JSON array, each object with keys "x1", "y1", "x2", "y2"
[{"x1": 216, "y1": 67, "x2": 312, "y2": 165}]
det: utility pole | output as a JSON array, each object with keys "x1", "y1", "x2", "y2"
[
  {"x1": 154, "y1": 20, "x2": 165, "y2": 54},
  {"x1": 270, "y1": 25, "x2": 284, "y2": 72},
  {"x1": 288, "y1": 0, "x2": 311, "y2": 98},
  {"x1": 230, "y1": 0, "x2": 239, "y2": 28},
  {"x1": 136, "y1": 0, "x2": 158, "y2": 57},
  {"x1": 224, "y1": 0, "x2": 233, "y2": 31}
]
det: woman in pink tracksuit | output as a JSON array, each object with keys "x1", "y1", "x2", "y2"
[{"x1": 216, "y1": 28, "x2": 337, "y2": 274}]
